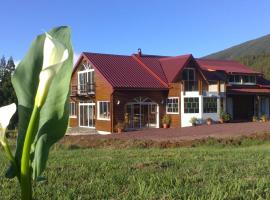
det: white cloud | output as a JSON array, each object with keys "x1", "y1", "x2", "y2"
[
  {"x1": 14, "y1": 60, "x2": 21, "y2": 68},
  {"x1": 73, "y1": 52, "x2": 80, "y2": 67}
]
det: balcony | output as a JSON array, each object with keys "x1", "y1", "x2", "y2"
[
  {"x1": 183, "y1": 81, "x2": 198, "y2": 91},
  {"x1": 71, "y1": 83, "x2": 95, "y2": 96}
]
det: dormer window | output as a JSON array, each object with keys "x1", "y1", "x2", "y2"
[{"x1": 228, "y1": 75, "x2": 256, "y2": 85}]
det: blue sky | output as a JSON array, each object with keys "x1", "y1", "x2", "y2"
[{"x1": 1, "y1": 0, "x2": 270, "y2": 64}]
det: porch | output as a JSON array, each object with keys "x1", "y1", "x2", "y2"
[{"x1": 227, "y1": 88, "x2": 270, "y2": 121}]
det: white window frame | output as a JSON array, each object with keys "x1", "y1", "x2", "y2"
[
  {"x1": 77, "y1": 69, "x2": 95, "y2": 94},
  {"x1": 79, "y1": 102, "x2": 95, "y2": 128},
  {"x1": 97, "y1": 101, "x2": 110, "y2": 120},
  {"x1": 166, "y1": 97, "x2": 179, "y2": 114},
  {"x1": 69, "y1": 102, "x2": 77, "y2": 118}
]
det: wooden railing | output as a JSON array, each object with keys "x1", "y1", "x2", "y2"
[{"x1": 71, "y1": 83, "x2": 95, "y2": 96}]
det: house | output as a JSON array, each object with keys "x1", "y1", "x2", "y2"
[{"x1": 69, "y1": 50, "x2": 270, "y2": 134}]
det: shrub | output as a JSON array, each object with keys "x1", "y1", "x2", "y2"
[
  {"x1": 261, "y1": 114, "x2": 268, "y2": 122},
  {"x1": 252, "y1": 115, "x2": 259, "y2": 122},
  {"x1": 220, "y1": 111, "x2": 231, "y2": 122},
  {"x1": 162, "y1": 114, "x2": 171, "y2": 125},
  {"x1": 189, "y1": 117, "x2": 198, "y2": 126}
]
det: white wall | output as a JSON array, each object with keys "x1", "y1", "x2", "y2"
[
  {"x1": 181, "y1": 91, "x2": 202, "y2": 127},
  {"x1": 220, "y1": 83, "x2": 225, "y2": 92},
  {"x1": 181, "y1": 92, "x2": 222, "y2": 127},
  {"x1": 208, "y1": 84, "x2": 218, "y2": 92}
]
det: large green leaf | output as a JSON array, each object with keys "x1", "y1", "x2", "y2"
[{"x1": 7, "y1": 26, "x2": 73, "y2": 180}]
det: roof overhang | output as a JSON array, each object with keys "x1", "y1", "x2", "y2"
[{"x1": 227, "y1": 88, "x2": 270, "y2": 95}]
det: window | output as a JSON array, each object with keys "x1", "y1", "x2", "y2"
[
  {"x1": 97, "y1": 101, "x2": 110, "y2": 120},
  {"x1": 182, "y1": 68, "x2": 195, "y2": 81},
  {"x1": 166, "y1": 97, "x2": 179, "y2": 114},
  {"x1": 78, "y1": 69, "x2": 95, "y2": 94},
  {"x1": 69, "y1": 102, "x2": 76, "y2": 117},
  {"x1": 182, "y1": 68, "x2": 198, "y2": 91},
  {"x1": 228, "y1": 75, "x2": 256, "y2": 84},
  {"x1": 184, "y1": 97, "x2": 199, "y2": 113},
  {"x1": 243, "y1": 75, "x2": 256, "y2": 84},
  {"x1": 203, "y1": 97, "x2": 217, "y2": 113}
]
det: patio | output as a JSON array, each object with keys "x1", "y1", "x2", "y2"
[{"x1": 91, "y1": 121, "x2": 270, "y2": 142}]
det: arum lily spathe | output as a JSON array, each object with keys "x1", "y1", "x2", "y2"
[
  {"x1": 34, "y1": 33, "x2": 69, "y2": 108},
  {"x1": 0, "y1": 103, "x2": 16, "y2": 146}
]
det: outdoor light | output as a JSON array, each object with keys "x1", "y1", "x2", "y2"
[{"x1": 117, "y1": 100, "x2": 120, "y2": 105}]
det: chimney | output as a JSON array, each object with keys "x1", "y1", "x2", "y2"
[{"x1": 138, "y1": 48, "x2": 142, "y2": 57}]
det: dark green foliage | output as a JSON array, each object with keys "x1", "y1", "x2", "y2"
[
  {"x1": 6, "y1": 56, "x2": 15, "y2": 72},
  {"x1": 205, "y1": 34, "x2": 270, "y2": 60},
  {"x1": 236, "y1": 54, "x2": 270, "y2": 79},
  {"x1": 0, "y1": 56, "x2": 17, "y2": 129},
  {"x1": 205, "y1": 34, "x2": 270, "y2": 79}
]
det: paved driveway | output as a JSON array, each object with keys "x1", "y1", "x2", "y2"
[{"x1": 93, "y1": 121, "x2": 270, "y2": 142}]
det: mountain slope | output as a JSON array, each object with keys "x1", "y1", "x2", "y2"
[{"x1": 204, "y1": 34, "x2": 270, "y2": 79}]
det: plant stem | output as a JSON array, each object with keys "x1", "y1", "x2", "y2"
[
  {"x1": 20, "y1": 106, "x2": 40, "y2": 200},
  {"x1": 1, "y1": 137, "x2": 20, "y2": 182}
]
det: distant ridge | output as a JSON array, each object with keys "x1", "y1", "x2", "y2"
[{"x1": 204, "y1": 34, "x2": 270, "y2": 79}]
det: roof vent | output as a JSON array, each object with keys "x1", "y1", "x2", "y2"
[{"x1": 138, "y1": 48, "x2": 142, "y2": 57}]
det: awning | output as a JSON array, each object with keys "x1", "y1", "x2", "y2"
[{"x1": 227, "y1": 88, "x2": 270, "y2": 95}]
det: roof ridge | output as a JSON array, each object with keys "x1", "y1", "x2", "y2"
[
  {"x1": 132, "y1": 55, "x2": 168, "y2": 87},
  {"x1": 159, "y1": 54, "x2": 192, "y2": 61},
  {"x1": 83, "y1": 51, "x2": 130, "y2": 57}
]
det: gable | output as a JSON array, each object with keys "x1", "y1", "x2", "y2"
[{"x1": 159, "y1": 54, "x2": 192, "y2": 82}]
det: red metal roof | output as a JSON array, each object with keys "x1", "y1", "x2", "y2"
[
  {"x1": 196, "y1": 59, "x2": 261, "y2": 74},
  {"x1": 77, "y1": 52, "x2": 269, "y2": 90},
  {"x1": 159, "y1": 54, "x2": 192, "y2": 82},
  {"x1": 83, "y1": 52, "x2": 167, "y2": 89},
  {"x1": 135, "y1": 54, "x2": 169, "y2": 83}
]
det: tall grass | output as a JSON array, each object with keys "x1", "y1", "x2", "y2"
[{"x1": 1, "y1": 143, "x2": 270, "y2": 199}]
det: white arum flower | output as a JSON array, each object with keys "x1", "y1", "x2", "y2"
[
  {"x1": 34, "y1": 33, "x2": 69, "y2": 108},
  {"x1": 0, "y1": 103, "x2": 16, "y2": 146}
]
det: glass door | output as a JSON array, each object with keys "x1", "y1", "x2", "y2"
[
  {"x1": 79, "y1": 103, "x2": 95, "y2": 128},
  {"x1": 125, "y1": 103, "x2": 157, "y2": 129}
]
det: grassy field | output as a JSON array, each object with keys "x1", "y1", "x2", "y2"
[{"x1": 1, "y1": 141, "x2": 270, "y2": 199}]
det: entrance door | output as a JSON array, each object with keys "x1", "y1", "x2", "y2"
[
  {"x1": 79, "y1": 103, "x2": 95, "y2": 128},
  {"x1": 126, "y1": 103, "x2": 158, "y2": 129},
  {"x1": 233, "y1": 95, "x2": 254, "y2": 121}
]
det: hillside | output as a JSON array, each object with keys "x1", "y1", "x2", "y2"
[{"x1": 204, "y1": 34, "x2": 270, "y2": 79}]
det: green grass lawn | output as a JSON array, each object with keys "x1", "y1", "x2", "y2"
[{"x1": 1, "y1": 143, "x2": 270, "y2": 199}]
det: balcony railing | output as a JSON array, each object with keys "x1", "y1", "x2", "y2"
[
  {"x1": 183, "y1": 81, "x2": 198, "y2": 91},
  {"x1": 71, "y1": 83, "x2": 95, "y2": 96}
]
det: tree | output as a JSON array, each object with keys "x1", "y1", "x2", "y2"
[
  {"x1": 0, "y1": 56, "x2": 6, "y2": 79},
  {"x1": 0, "y1": 56, "x2": 17, "y2": 128},
  {"x1": 6, "y1": 56, "x2": 15, "y2": 72}
]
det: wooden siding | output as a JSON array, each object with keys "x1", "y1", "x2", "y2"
[
  {"x1": 167, "y1": 83, "x2": 181, "y2": 127},
  {"x1": 69, "y1": 55, "x2": 113, "y2": 133},
  {"x1": 94, "y1": 65, "x2": 113, "y2": 132}
]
